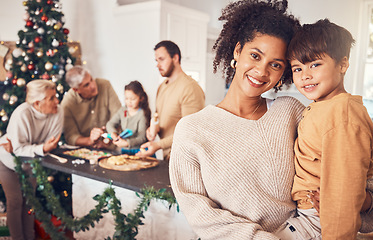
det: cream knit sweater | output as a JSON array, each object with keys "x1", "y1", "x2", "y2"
[
  {"x1": 0, "y1": 102, "x2": 63, "y2": 170},
  {"x1": 170, "y1": 96, "x2": 305, "y2": 240}
]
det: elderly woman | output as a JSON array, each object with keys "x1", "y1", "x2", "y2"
[{"x1": 0, "y1": 80, "x2": 62, "y2": 240}]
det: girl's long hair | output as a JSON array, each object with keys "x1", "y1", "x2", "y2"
[{"x1": 125, "y1": 80, "x2": 151, "y2": 127}]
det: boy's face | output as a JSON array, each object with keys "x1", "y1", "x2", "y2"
[{"x1": 290, "y1": 54, "x2": 348, "y2": 102}]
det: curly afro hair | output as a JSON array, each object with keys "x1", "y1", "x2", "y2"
[{"x1": 213, "y1": 0, "x2": 300, "y2": 91}]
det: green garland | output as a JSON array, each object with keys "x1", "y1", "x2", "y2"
[{"x1": 13, "y1": 156, "x2": 178, "y2": 240}]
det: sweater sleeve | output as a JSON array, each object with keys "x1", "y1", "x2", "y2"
[
  {"x1": 7, "y1": 110, "x2": 44, "y2": 157},
  {"x1": 170, "y1": 120, "x2": 280, "y2": 240},
  {"x1": 320, "y1": 123, "x2": 371, "y2": 239},
  {"x1": 126, "y1": 111, "x2": 147, "y2": 148},
  {"x1": 106, "y1": 108, "x2": 122, "y2": 134},
  {"x1": 61, "y1": 98, "x2": 81, "y2": 145}
]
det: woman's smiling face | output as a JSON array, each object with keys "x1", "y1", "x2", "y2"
[{"x1": 232, "y1": 34, "x2": 287, "y2": 97}]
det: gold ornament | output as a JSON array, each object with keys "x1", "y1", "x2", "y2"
[
  {"x1": 57, "y1": 84, "x2": 64, "y2": 93},
  {"x1": 36, "y1": 50, "x2": 43, "y2": 57},
  {"x1": 51, "y1": 75, "x2": 58, "y2": 82},
  {"x1": 47, "y1": 176, "x2": 54, "y2": 182},
  {"x1": 45, "y1": 61, "x2": 53, "y2": 71},
  {"x1": 23, "y1": 1, "x2": 27, "y2": 6},
  {"x1": 17, "y1": 78, "x2": 26, "y2": 87},
  {"x1": 2, "y1": 93, "x2": 9, "y2": 101},
  {"x1": 53, "y1": 23, "x2": 61, "y2": 30},
  {"x1": 9, "y1": 95, "x2": 18, "y2": 105},
  {"x1": 0, "y1": 109, "x2": 6, "y2": 117},
  {"x1": 21, "y1": 64, "x2": 27, "y2": 72},
  {"x1": 65, "y1": 63, "x2": 73, "y2": 71},
  {"x1": 1, "y1": 115, "x2": 8, "y2": 122}
]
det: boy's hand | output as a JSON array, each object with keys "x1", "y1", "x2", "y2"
[{"x1": 309, "y1": 189, "x2": 320, "y2": 215}]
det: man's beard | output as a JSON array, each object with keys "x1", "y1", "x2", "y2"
[{"x1": 162, "y1": 62, "x2": 175, "y2": 78}]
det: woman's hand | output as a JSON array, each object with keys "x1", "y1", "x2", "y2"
[
  {"x1": 43, "y1": 134, "x2": 60, "y2": 153},
  {"x1": 0, "y1": 138, "x2": 13, "y2": 153}
]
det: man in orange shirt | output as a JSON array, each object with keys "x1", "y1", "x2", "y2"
[{"x1": 137, "y1": 41, "x2": 205, "y2": 160}]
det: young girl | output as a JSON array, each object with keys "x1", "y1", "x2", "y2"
[{"x1": 106, "y1": 80, "x2": 151, "y2": 154}]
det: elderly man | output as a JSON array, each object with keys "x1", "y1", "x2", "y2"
[
  {"x1": 137, "y1": 40, "x2": 205, "y2": 160},
  {"x1": 61, "y1": 66, "x2": 121, "y2": 149}
]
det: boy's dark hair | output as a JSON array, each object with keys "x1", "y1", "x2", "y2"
[
  {"x1": 125, "y1": 80, "x2": 151, "y2": 127},
  {"x1": 287, "y1": 19, "x2": 355, "y2": 63},
  {"x1": 213, "y1": 0, "x2": 300, "y2": 89},
  {"x1": 154, "y1": 40, "x2": 182, "y2": 63}
]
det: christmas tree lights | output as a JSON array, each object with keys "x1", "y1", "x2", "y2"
[{"x1": 0, "y1": 0, "x2": 75, "y2": 136}]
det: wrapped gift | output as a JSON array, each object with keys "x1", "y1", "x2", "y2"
[
  {"x1": 0, "y1": 213, "x2": 6, "y2": 227},
  {"x1": 34, "y1": 215, "x2": 62, "y2": 240},
  {"x1": 0, "y1": 213, "x2": 9, "y2": 237}
]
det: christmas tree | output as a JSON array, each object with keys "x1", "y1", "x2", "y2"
[
  {"x1": 0, "y1": 0, "x2": 75, "y2": 215},
  {"x1": 0, "y1": 0, "x2": 75, "y2": 136}
]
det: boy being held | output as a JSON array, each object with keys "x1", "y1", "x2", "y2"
[{"x1": 287, "y1": 19, "x2": 373, "y2": 239}]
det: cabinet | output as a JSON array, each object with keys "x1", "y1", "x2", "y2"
[{"x1": 113, "y1": 0, "x2": 209, "y2": 110}]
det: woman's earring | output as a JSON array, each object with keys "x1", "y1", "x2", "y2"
[{"x1": 230, "y1": 59, "x2": 237, "y2": 69}]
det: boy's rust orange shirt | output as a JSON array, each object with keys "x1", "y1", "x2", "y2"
[{"x1": 292, "y1": 93, "x2": 373, "y2": 240}]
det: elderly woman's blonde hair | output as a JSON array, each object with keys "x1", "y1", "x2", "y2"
[
  {"x1": 65, "y1": 65, "x2": 90, "y2": 89},
  {"x1": 26, "y1": 80, "x2": 56, "y2": 104}
]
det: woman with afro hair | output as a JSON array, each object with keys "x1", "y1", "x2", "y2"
[
  {"x1": 170, "y1": 0, "x2": 304, "y2": 239},
  {"x1": 170, "y1": 1, "x2": 373, "y2": 239}
]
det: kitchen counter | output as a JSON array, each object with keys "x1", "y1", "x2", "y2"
[{"x1": 42, "y1": 148, "x2": 172, "y2": 193}]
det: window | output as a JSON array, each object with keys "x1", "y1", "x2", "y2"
[{"x1": 361, "y1": 1, "x2": 373, "y2": 116}]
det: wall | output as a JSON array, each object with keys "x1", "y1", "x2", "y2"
[{"x1": 0, "y1": 0, "x2": 365, "y2": 107}]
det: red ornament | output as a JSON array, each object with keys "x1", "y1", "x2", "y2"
[
  {"x1": 27, "y1": 64, "x2": 35, "y2": 71},
  {"x1": 12, "y1": 78, "x2": 17, "y2": 85},
  {"x1": 46, "y1": 49, "x2": 54, "y2": 57},
  {"x1": 26, "y1": 20, "x2": 33, "y2": 27},
  {"x1": 59, "y1": 41, "x2": 64, "y2": 46},
  {"x1": 34, "y1": 36, "x2": 41, "y2": 43},
  {"x1": 41, "y1": 15, "x2": 48, "y2": 22},
  {"x1": 63, "y1": 28, "x2": 69, "y2": 34},
  {"x1": 47, "y1": 0, "x2": 53, "y2": 4},
  {"x1": 27, "y1": 47, "x2": 34, "y2": 53},
  {"x1": 42, "y1": 73, "x2": 49, "y2": 80}
]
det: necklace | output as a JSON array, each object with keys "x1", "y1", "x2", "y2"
[{"x1": 248, "y1": 98, "x2": 263, "y2": 120}]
